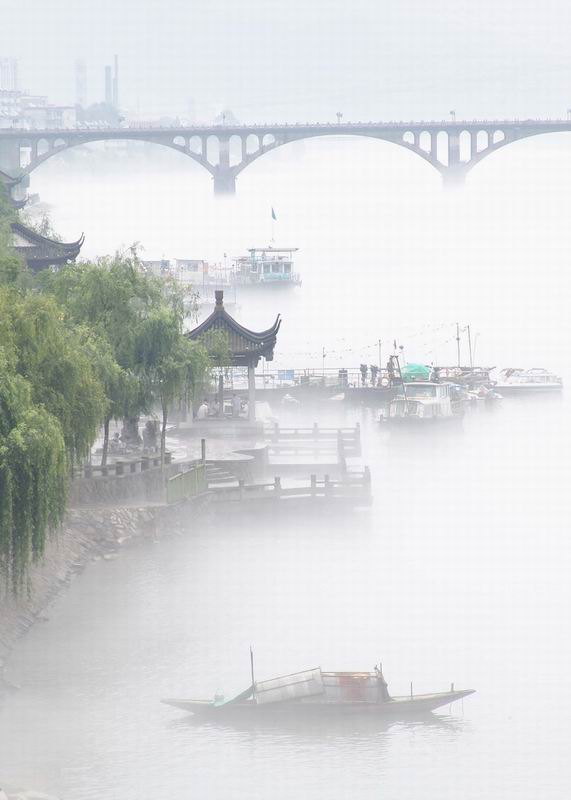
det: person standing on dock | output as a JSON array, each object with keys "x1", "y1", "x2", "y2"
[{"x1": 232, "y1": 394, "x2": 242, "y2": 417}]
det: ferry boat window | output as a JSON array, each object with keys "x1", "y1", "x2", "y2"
[
  {"x1": 251, "y1": 264, "x2": 258, "y2": 273},
  {"x1": 264, "y1": 264, "x2": 271, "y2": 273},
  {"x1": 272, "y1": 263, "x2": 281, "y2": 273},
  {"x1": 284, "y1": 263, "x2": 291, "y2": 273}
]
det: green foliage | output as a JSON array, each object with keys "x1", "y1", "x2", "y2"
[
  {"x1": 0, "y1": 184, "x2": 26, "y2": 287},
  {"x1": 204, "y1": 329, "x2": 232, "y2": 367},
  {"x1": 0, "y1": 315, "x2": 67, "y2": 593},
  {"x1": 135, "y1": 308, "x2": 210, "y2": 460},
  {"x1": 20, "y1": 211, "x2": 62, "y2": 242},
  {"x1": 2, "y1": 291, "x2": 105, "y2": 464}
]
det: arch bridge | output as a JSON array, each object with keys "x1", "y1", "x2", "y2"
[{"x1": 1, "y1": 119, "x2": 570, "y2": 197}]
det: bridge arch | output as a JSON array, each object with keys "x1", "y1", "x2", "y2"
[
  {"x1": 232, "y1": 130, "x2": 443, "y2": 182},
  {"x1": 19, "y1": 133, "x2": 216, "y2": 179},
  {"x1": 464, "y1": 127, "x2": 571, "y2": 175}
]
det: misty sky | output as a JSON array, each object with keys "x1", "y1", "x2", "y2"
[{"x1": 2, "y1": 0, "x2": 571, "y2": 121}]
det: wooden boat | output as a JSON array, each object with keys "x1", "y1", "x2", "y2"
[{"x1": 162, "y1": 666, "x2": 474, "y2": 718}]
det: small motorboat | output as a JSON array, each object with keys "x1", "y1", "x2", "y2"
[
  {"x1": 494, "y1": 368, "x2": 563, "y2": 394},
  {"x1": 162, "y1": 665, "x2": 474, "y2": 719}
]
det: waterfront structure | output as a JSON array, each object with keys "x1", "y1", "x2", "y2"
[
  {"x1": 2, "y1": 118, "x2": 571, "y2": 195},
  {"x1": 187, "y1": 290, "x2": 281, "y2": 421},
  {"x1": 10, "y1": 220, "x2": 84, "y2": 271}
]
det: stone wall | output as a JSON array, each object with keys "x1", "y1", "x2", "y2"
[{"x1": 68, "y1": 462, "x2": 183, "y2": 507}]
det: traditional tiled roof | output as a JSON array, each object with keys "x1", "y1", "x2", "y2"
[
  {"x1": 10, "y1": 221, "x2": 84, "y2": 271},
  {"x1": 187, "y1": 290, "x2": 281, "y2": 366}
]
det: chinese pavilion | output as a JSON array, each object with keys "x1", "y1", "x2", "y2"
[
  {"x1": 10, "y1": 221, "x2": 85, "y2": 272},
  {"x1": 187, "y1": 290, "x2": 281, "y2": 421}
]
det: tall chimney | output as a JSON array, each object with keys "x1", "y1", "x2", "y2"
[
  {"x1": 104, "y1": 65, "x2": 112, "y2": 104},
  {"x1": 112, "y1": 54, "x2": 119, "y2": 107}
]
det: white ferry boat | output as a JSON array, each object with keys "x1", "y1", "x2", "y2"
[
  {"x1": 233, "y1": 247, "x2": 301, "y2": 287},
  {"x1": 494, "y1": 368, "x2": 563, "y2": 394}
]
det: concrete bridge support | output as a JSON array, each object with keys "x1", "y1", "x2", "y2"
[
  {"x1": 0, "y1": 138, "x2": 21, "y2": 176},
  {"x1": 441, "y1": 165, "x2": 468, "y2": 188},
  {"x1": 213, "y1": 168, "x2": 237, "y2": 195}
]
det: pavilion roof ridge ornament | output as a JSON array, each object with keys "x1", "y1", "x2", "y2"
[{"x1": 187, "y1": 289, "x2": 281, "y2": 366}]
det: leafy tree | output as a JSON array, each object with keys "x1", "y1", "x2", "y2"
[
  {"x1": 0, "y1": 287, "x2": 104, "y2": 592},
  {"x1": 0, "y1": 184, "x2": 26, "y2": 287},
  {"x1": 135, "y1": 309, "x2": 210, "y2": 462}
]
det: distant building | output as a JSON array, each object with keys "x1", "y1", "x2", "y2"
[
  {"x1": 0, "y1": 58, "x2": 18, "y2": 91},
  {"x1": 0, "y1": 89, "x2": 76, "y2": 129}
]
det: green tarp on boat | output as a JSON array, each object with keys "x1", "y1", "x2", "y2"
[{"x1": 400, "y1": 363, "x2": 431, "y2": 382}]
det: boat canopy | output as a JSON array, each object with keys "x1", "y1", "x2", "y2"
[{"x1": 400, "y1": 363, "x2": 431, "y2": 382}]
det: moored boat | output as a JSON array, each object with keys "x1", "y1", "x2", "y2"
[
  {"x1": 380, "y1": 382, "x2": 465, "y2": 425},
  {"x1": 233, "y1": 247, "x2": 301, "y2": 287},
  {"x1": 162, "y1": 665, "x2": 474, "y2": 718},
  {"x1": 494, "y1": 368, "x2": 563, "y2": 394}
]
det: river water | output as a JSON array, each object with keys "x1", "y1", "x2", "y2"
[{"x1": 1, "y1": 136, "x2": 571, "y2": 798}]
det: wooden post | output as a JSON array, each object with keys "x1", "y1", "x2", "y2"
[
  {"x1": 324, "y1": 474, "x2": 330, "y2": 495},
  {"x1": 115, "y1": 461, "x2": 125, "y2": 476},
  {"x1": 84, "y1": 464, "x2": 93, "y2": 478},
  {"x1": 410, "y1": 682, "x2": 413, "y2": 698},
  {"x1": 239, "y1": 479, "x2": 244, "y2": 501},
  {"x1": 141, "y1": 457, "x2": 149, "y2": 471},
  {"x1": 201, "y1": 438, "x2": 206, "y2": 464},
  {"x1": 311, "y1": 474, "x2": 317, "y2": 498},
  {"x1": 274, "y1": 476, "x2": 281, "y2": 496},
  {"x1": 248, "y1": 362, "x2": 256, "y2": 421}
]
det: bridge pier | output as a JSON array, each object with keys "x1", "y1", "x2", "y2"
[
  {"x1": 0, "y1": 138, "x2": 22, "y2": 176},
  {"x1": 441, "y1": 165, "x2": 468, "y2": 189},
  {"x1": 213, "y1": 169, "x2": 236, "y2": 195}
]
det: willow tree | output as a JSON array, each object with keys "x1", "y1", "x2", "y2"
[
  {"x1": 0, "y1": 360, "x2": 67, "y2": 593},
  {"x1": 134, "y1": 308, "x2": 210, "y2": 463},
  {"x1": 38, "y1": 253, "x2": 168, "y2": 460},
  {"x1": 0, "y1": 287, "x2": 107, "y2": 593}
]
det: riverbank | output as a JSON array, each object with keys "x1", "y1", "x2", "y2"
[{"x1": 0, "y1": 497, "x2": 210, "y2": 684}]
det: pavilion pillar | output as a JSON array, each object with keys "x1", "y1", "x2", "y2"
[
  {"x1": 218, "y1": 372, "x2": 224, "y2": 416},
  {"x1": 248, "y1": 363, "x2": 256, "y2": 421}
]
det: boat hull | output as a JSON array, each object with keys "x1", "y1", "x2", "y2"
[
  {"x1": 494, "y1": 384, "x2": 562, "y2": 394},
  {"x1": 162, "y1": 689, "x2": 474, "y2": 718}
]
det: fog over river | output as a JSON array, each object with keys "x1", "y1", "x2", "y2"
[{"x1": 1, "y1": 138, "x2": 571, "y2": 798}]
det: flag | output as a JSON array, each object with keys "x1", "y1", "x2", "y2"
[{"x1": 271, "y1": 207, "x2": 277, "y2": 221}]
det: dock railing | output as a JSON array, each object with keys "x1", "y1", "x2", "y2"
[
  {"x1": 166, "y1": 462, "x2": 208, "y2": 504},
  {"x1": 74, "y1": 451, "x2": 173, "y2": 479},
  {"x1": 264, "y1": 423, "x2": 361, "y2": 460},
  {"x1": 213, "y1": 469, "x2": 372, "y2": 506}
]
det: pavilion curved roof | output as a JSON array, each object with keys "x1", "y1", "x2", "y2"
[
  {"x1": 11, "y1": 221, "x2": 85, "y2": 271},
  {"x1": 187, "y1": 290, "x2": 281, "y2": 366}
]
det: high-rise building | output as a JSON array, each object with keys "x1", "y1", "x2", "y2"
[
  {"x1": 0, "y1": 58, "x2": 18, "y2": 91},
  {"x1": 75, "y1": 59, "x2": 87, "y2": 107}
]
